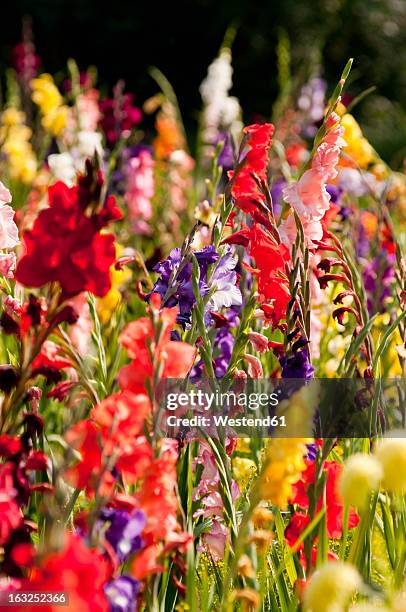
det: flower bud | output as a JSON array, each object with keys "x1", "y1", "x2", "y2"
[{"x1": 248, "y1": 331, "x2": 269, "y2": 353}]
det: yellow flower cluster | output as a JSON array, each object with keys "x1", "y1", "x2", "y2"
[
  {"x1": 0, "y1": 108, "x2": 37, "y2": 183},
  {"x1": 341, "y1": 113, "x2": 376, "y2": 168},
  {"x1": 259, "y1": 437, "x2": 308, "y2": 509},
  {"x1": 97, "y1": 252, "x2": 131, "y2": 324},
  {"x1": 232, "y1": 456, "x2": 257, "y2": 489},
  {"x1": 258, "y1": 385, "x2": 317, "y2": 508},
  {"x1": 372, "y1": 314, "x2": 402, "y2": 377},
  {"x1": 31, "y1": 74, "x2": 69, "y2": 136}
]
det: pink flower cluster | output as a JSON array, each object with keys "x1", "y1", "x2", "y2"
[
  {"x1": 280, "y1": 112, "x2": 345, "y2": 247},
  {"x1": 192, "y1": 440, "x2": 240, "y2": 559},
  {"x1": 125, "y1": 150, "x2": 155, "y2": 234},
  {"x1": 0, "y1": 181, "x2": 19, "y2": 278}
]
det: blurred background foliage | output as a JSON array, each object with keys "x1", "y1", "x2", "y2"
[{"x1": 2, "y1": 0, "x2": 406, "y2": 167}]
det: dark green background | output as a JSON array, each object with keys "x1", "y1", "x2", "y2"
[{"x1": 3, "y1": 0, "x2": 406, "y2": 165}]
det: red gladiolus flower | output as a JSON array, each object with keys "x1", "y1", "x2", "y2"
[
  {"x1": 15, "y1": 177, "x2": 121, "y2": 299},
  {"x1": 285, "y1": 512, "x2": 310, "y2": 548},
  {"x1": 0, "y1": 435, "x2": 22, "y2": 457},
  {"x1": 22, "y1": 534, "x2": 109, "y2": 612},
  {"x1": 65, "y1": 394, "x2": 153, "y2": 493},
  {"x1": 10, "y1": 542, "x2": 35, "y2": 567},
  {"x1": 230, "y1": 123, "x2": 274, "y2": 215},
  {"x1": 118, "y1": 305, "x2": 196, "y2": 393},
  {"x1": 99, "y1": 92, "x2": 142, "y2": 146},
  {"x1": 0, "y1": 491, "x2": 23, "y2": 545},
  {"x1": 291, "y1": 460, "x2": 359, "y2": 538},
  {"x1": 285, "y1": 511, "x2": 339, "y2": 570},
  {"x1": 132, "y1": 440, "x2": 192, "y2": 579},
  {"x1": 64, "y1": 420, "x2": 104, "y2": 492},
  {"x1": 239, "y1": 222, "x2": 291, "y2": 327},
  {"x1": 32, "y1": 341, "x2": 72, "y2": 372}
]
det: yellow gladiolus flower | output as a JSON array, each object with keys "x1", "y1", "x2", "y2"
[
  {"x1": 233, "y1": 456, "x2": 257, "y2": 488},
  {"x1": 31, "y1": 74, "x2": 69, "y2": 136},
  {"x1": 259, "y1": 437, "x2": 308, "y2": 509},
  {"x1": 97, "y1": 254, "x2": 131, "y2": 324},
  {"x1": 42, "y1": 106, "x2": 69, "y2": 136},
  {"x1": 341, "y1": 114, "x2": 376, "y2": 169},
  {"x1": 0, "y1": 109, "x2": 37, "y2": 183}
]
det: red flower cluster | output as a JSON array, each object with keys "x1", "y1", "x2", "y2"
[
  {"x1": 132, "y1": 440, "x2": 192, "y2": 580},
  {"x1": 99, "y1": 92, "x2": 142, "y2": 146},
  {"x1": 290, "y1": 459, "x2": 359, "y2": 539},
  {"x1": 118, "y1": 303, "x2": 196, "y2": 393},
  {"x1": 245, "y1": 222, "x2": 291, "y2": 327},
  {"x1": 64, "y1": 302, "x2": 194, "y2": 579},
  {"x1": 0, "y1": 432, "x2": 50, "y2": 577},
  {"x1": 225, "y1": 123, "x2": 291, "y2": 327},
  {"x1": 65, "y1": 391, "x2": 152, "y2": 494},
  {"x1": 15, "y1": 167, "x2": 122, "y2": 299},
  {"x1": 23, "y1": 534, "x2": 109, "y2": 612},
  {"x1": 230, "y1": 123, "x2": 274, "y2": 215},
  {"x1": 225, "y1": 221, "x2": 291, "y2": 327}
]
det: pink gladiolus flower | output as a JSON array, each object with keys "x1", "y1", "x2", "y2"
[
  {"x1": 281, "y1": 112, "x2": 345, "y2": 248},
  {"x1": 0, "y1": 181, "x2": 19, "y2": 250},
  {"x1": 76, "y1": 90, "x2": 101, "y2": 132},
  {"x1": 0, "y1": 253, "x2": 16, "y2": 279},
  {"x1": 125, "y1": 151, "x2": 155, "y2": 234},
  {"x1": 68, "y1": 293, "x2": 92, "y2": 355},
  {"x1": 244, "y1": 354, "x2": 264, "y2": 378},
  {"x1": 200, "y1": 519, "x2": 228, "y2": 560},
  {"x1": 248, "y1": 331, "x2": 269, "y2": 353}
]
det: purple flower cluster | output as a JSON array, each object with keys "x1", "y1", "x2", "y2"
[
  {"x1": 280, "y1": 347, "x2": 314, "y2": 380},
  {"x1": 297, "y1": 77, "x2": 327, "y2": 136},
  {"x1": 99, "y1": 508, "x2": 145, "y2": 562},
  {"x1": 191, "y1": 307, "x2": 240, "y2": 380},
  {"x1": 215, "y1": 131, "x2": 234, "y2": 170},
  {"x1": 152, "y1": 245, "x2": 241, "y2": 327},
  {"x1": 363, "y1": 253, "x2": 395, "y2": 315},
  {"x1": 105, "y1": 575, "x2": 140, "y2": 612}
]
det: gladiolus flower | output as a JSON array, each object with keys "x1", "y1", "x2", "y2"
[
  {"x1": 15, "y1": 170, "x2": 121, "y2": 298},
  {"x1": 260, "y1": 438, "x2": 308, "y2": 509},
  {"x1": 0, "y1": 491, "x2": 23, "y2": 545},
  {"x1": 22, "y1": 534, "x2": 110, "y2": 611},
  {"x1": 230, "y1": 123, "x2": 274, "y2": 215},
  {"x1": 0, "y1": 181, "x2": 19, "y2": 250},
  {"x1": 292, "y1": 460, "x2": 359, "y2": 538},
  {"x1": 248, "y1": 331, "x2": 269, "y2": 353},
  {"x1": 118, "y1": 306, "x2": 196, "y2": 393}
]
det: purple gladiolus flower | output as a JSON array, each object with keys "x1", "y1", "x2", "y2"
[
  {"x1": 216, "y1": 131, "x2": 234, "y2": 170},
  {"x1": 105, "y1": 575, "x2": 139, "y2": 612},
  {"x1": 326, "y1": 184, "x2": 341, "y2": 204},
  {"x1": 151, "y1": 245, "x2": 241, "y2": 327},
  {"x1": 306, "y1": 442, "x2": 318, "y2": 461},
  {"x1": 280, "y1": 348, "x2": 314, "y2": 380},
  {"x1": 270, "y1": 179, "x2": 286, "y2": 217},
  {"x1": 363, "y1": 253, "x2": 395, "y2": 315},
  {"x1": 100, "y1": 508, "x2": 145, "y2": 562}
]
